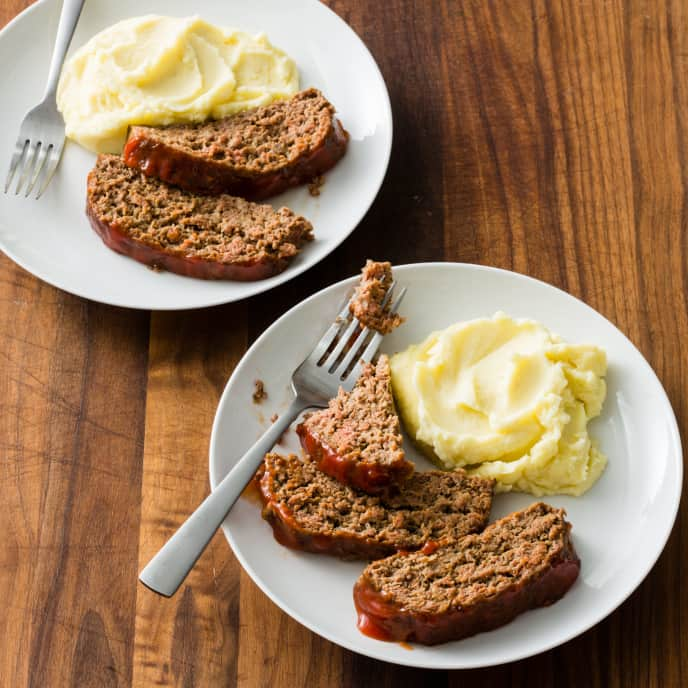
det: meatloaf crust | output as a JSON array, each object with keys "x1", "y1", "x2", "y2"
[
  {"x1": 86, "y1": 155, "x2": 313, "y2": 281},
  {"x1": 354, "y1": 502, "x2": 580, "y2": 644},
  {"x1": 123, "y1": 89, "x2": 348, "y2": 200},
  {"x1": 296, "y1": 355, "x2": 413, "y2": 494},
  {"x1": 257, "y1": 453, "x2": 494, "y2": 560}
]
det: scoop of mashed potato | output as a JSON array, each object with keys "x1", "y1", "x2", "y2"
[
  {"x1": 57, "y1": 15, "x2": 299, "y2": 153},
  {"x1": 390, "y1": 312, "x2": 607, "y2": 496}
]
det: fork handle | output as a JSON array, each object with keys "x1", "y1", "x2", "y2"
[
  {"x1": 139, "y1": 396, "x2": 308, "y2": 597},
  {"x1": 44, "y1": 0, "x2": 86, "y2": 98}
]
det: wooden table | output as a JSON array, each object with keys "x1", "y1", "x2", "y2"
[{"x1": 2, "y1": 0, "x2": 686, "y2": 686}]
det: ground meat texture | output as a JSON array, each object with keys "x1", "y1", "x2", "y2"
[
  {"x1": 296, "y1": 355, "x2": 413, "y2": 494},
  {"x1": 257, "y1": 453, "x2": 494, "y2": 560},
  {"x1": 123, "y1": 89, "x2": 349, "y2": 200},
  {"x1": 86, "y1": 155, "x2": 313, "y2": 281},
  {"x1": 349, "y1": 260, "x2": 404, "y2": 334},
  {"x1": 354, "y1": 502, "x2": 581, "y2": 645}
]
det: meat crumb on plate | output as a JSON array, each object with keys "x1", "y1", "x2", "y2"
[{"x1": 253, "y1": 379, "x2": 267, "y2": 403}]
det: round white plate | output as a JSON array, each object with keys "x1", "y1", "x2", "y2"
[
  {"x1": 210, "y1": 263, "x2": 682, "y2": 668},
  {"x1": 0, "y1": 0, "x2": 391, "y2": 309}
]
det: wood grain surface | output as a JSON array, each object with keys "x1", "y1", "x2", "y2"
[{"x1": 2, "y1": 0, "x2": 687, "y2": 686}]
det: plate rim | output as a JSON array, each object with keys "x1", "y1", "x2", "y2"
[
  {"x1": 0, "y1": 0, "x2": 393, "y2": 310},
  {"x1": 208, "y1": 265, "x2": 682, "y2": 668}
]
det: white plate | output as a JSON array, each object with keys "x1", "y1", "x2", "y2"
[
  {"x1": 210, "y1": 263, "x2": 682, "y2": 669},
  {"x1": 0, "y1": 0, "x2": 391, "y2": 309}
]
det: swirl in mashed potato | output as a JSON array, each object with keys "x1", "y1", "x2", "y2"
[
  {"x1": 390, "y1": 312, "x2": 608, "y2": 496},
  {"x1": 57, "y1": 15, "x2": 299, "y2": 153}
]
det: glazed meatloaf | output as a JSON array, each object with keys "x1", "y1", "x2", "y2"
[
  {"x1": 353, "y1": 502, "x2": 580, "y2": 645},
  {"x1": 257, "y1": 453, "x2": 494, "y2": 560},
  {"x1": 86, "y1": 155, "x2": 313, "y2": 280},
  {"x1": 123, "y1": 89, "x2": 349, "y2": 199},
  {"x1": 296, "y1": 355, "x2": 413, "y2": 494},
  {"x1": 350, "y1": 260, "x2": 404, "y2": 334}
]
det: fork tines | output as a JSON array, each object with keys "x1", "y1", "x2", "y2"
[
  {"x1": 312, "y1": 281, "x2": 407, "y2": 383},
  {"x1": 5, "y1": 137, "x2": 58, "y2": 199}
]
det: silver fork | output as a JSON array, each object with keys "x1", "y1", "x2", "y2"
[
  {"x1": 139, "y1": 283, "x2": 407, "y2": 597},
  {"x1": 4, "y1": 0, "x2": 86, "y2": 199}
]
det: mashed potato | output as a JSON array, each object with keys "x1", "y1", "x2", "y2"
[
  {"x1": 57, "y1": 15, "x2": 299, "y2": 153},
  {"x1": 390, "y1": 312, "x2": 607, "y2": 496}
]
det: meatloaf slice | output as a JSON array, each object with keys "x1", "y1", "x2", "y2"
[
  {"x1": 123, "y1": 88, "x2": 348, "y2": 200},
  {"x1": 350, "y1": 260, "x2": 404, "y2": 334},
  {"x1": 354, "y1": 502, "x2": 581, "y2": 645},
  {"x1": 257, "y1": 453, "x2": 494, "y2": 560},
  {"x1": 86, "y1": 155, "x2": 313, "y2": 281},
  {"x1": 296, "y1": 355, "x2": 413, "y2": 494}
]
